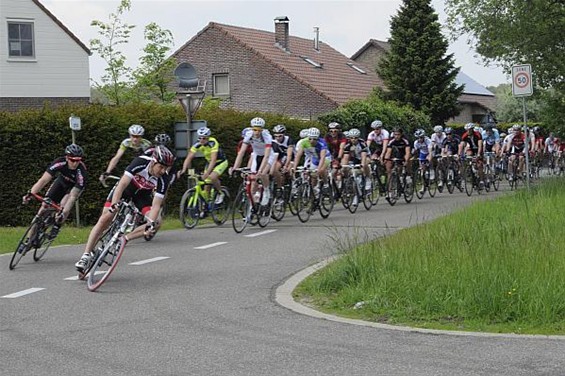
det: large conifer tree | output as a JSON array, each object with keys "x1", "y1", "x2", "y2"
[{"x1": 378, "y1": 0, "x2": 464, "y2": 125}]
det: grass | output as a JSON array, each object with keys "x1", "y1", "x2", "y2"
[
  {"x1": 295, "y1": 178, "x2": 565, "y2": 335},
  {"x1": 0, "y1": 216, "x2": 187, "y2": 255}
]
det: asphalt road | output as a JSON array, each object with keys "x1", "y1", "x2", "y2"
[{"x1": 2, "y1": 186, "x2": 564, "y2": 376}]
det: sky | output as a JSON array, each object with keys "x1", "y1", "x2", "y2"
[{"x1": 41, "y1": 0, "x2": 510, "y2": 88}]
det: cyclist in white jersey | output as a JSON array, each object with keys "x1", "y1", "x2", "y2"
[
  {"x1": 366, "y1": 120, "x2": 390, "y2": 162},
  {"x1": 230, "y1": 117, "x2": 273, "y2": 205}
]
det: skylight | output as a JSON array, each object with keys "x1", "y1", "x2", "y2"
[
  {"x1": 301, "y1": 56, "x2": 322, "y2": 68},
  {"x1": 347, "y1": 63, "x2": 366, "y2": 74}
]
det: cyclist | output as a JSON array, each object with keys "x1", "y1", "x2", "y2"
[
  {"x1": 293, "y1": 127, "x2": 331, "y2": 189},
  {"x1": 178, "y1": 126, "x2": 228, "y2": 204},
  {"x1": 271, "y1": 124, "x2": 294, "y2": 190},
  {"x1": 413, "y1": 129, "x2": 433, "y2": 194},
  {"x1": 324, "y1": 122, "x2": 346, "y2": 164},
  {"x1": 230, "y1": 117, "x2": 274, "y2": 206},
  {"x1": 545, "y1": 132, "x2": 559, "y2": 168},
  {"x1": 366, "y1": 120, "x2": 390, "y2": 162},
  {"x1": 430, "y1": 125, "x2": 446, "y2": 188},
  {"x1": 459, "y1": 122, "x2": 485, "y2": 188},
  {"x1": 384, "y1": 127, "x2": 411, "y2": 185},
  {"x1": 503, "y1": 124, "x2": 528, "y2": 181},
  {"x1": 75, "y1": 145, "x2": 175, "y2": 272},
  {"x1": 99, "y1": 124, "x2": 152, "y2": 185},
  {"x1": 342, "y1": 128, "x2": 372, "y2": 191},
  {"x1": 22, "y1": 144, "x2": 87, "y2": 240}
]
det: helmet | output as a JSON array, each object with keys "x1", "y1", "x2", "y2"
[
  {"x1": 414, "y1": 129, "x2": 426, "y2": 138},
  {"x1": 197, "y1": 126, "x2": 212, "y2": 137},
  {"x1": 152, "y1": 145, "x2": 175, "y2": 167},
  {"x1": 533, "y1": 126, "x2": 541, "y2": 133},
  {"x1": 328, "y1": 122, "x2": 341, "y2": 130},
  {"x1": 444, "y1": 127, "x2": 453, "y2": 135},
  {"x1": 273, "y1": 124, "x2": 286, "y2": 134},
  {"x1": 343, "y1": 131, "x2": 350, "y2": 138},
  {"x1": 484, "y1": 124, "x2": 493, "y2": 131},
  {"x1": 128, "y1": 124, "x2": 145, "y2": 136},
  {"x1": 464, "y1": 123, "x2": 475, "y2": 131},
  {"x1": 241, "y1": 127, "x2": 251, "y2": 138},
  {"x1": 154, "y1": 133, "x2": 171, "y2": 146},
  {"x1": 65, "y1": 144, "x2": 84, "y2": 158},
  {"x1": 500, "y1": 132, "x2": 507, "y2": 138},
  {"x1": 348, "y1": 128, "x2": 361, "y2": 138},
  {"x1": 433, "y1": 125, "x2": 443, "y2": 133},
  {"x1": 299, "y1": 129, "x2": 309, "y2": 138},
  {"x1": 392, "y1": 127, "x2": 403, "y2": 134},
  {"x1": 512, "y1": 124, "x2": 521, "y2": 132},
  {"x1": 308, "y1": 127, "x2": 321, "y2": 138},
  {"x1": 250, "y1": 117, "x2": 265, "y2": 128},
  {"x1": 371, "y1": 120, "x2": 383, "y2": 129},
  {"x1": 474, "y1": 126, "x2": 482, "y2": 132}
]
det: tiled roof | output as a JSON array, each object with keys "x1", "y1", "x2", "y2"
[
  {"x1": 33, "y1": 0, "x2": 91, "y2": 55},
  {"x1": 209, "y1": 22, "x2": 386, "y2": 105}
]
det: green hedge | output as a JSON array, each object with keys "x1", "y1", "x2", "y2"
[{"x1": 0, "y1": 102, "x2": 319, "y2": 226}]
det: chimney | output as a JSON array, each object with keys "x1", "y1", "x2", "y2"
[
  {"x1": 274, "y1": 16, "x2": 290, "y2": 51},
  {"x1": 313, "y1": 27, "x2": 320, "y2": 51}
]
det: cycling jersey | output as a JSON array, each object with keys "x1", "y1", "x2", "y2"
[
  {"x1": 461, "y1": 131, "x2": 482, "y2": 154},
  {"x1": 545, "y1": 137, "x2": 558, "y2": 153},
  {"x1": 507, "y1": 133, "x2": 526, "y2": 153},
  {"x1": 387, "y1": 138, "x2": 410, "y2": 160},
  {"x1": 324, "y1": 133, "x2": 347, "y2": 160},
  {"x1": 124, "y1": 156, "x2": 170, "y2": 199},
  {"x1": 297, "y1": 138, "x2": 330, "y2": 167},
  {"x1": 430, "y1": 133, "x2": 446, "y2": 155},
  {"x1": 44, "y1": 157, "x2": 88, "y2": 203},
  {"x1": 343, "y1": 139, "x2": 369, "y2": 163},
  {"x1": 442, "y1": 136, "x2": 460, "y2": 155},
  {"x1": 272, "y1": 135, "x2": 294, "y2": 162},
  {"x1": 118, "y1": 137, "x2": 152, "y2": 154},
  {"x1": 243, "y1": 129, "x2": 272, "y2": 156},
  {"x1": 414, "y1": 137, "x2": 432, "y2": 160},
  {"x1": 481, "y1": 130, "x2": 500, "y2": 153},
  {"x1": 367, "y1": 129, "x2": 390, "y2": 154},
  {"x1": 190, "y1": 137, "x2": 226, "y2": 163}
]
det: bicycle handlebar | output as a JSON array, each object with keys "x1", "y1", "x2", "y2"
[
  {"x1": 28, "y1": 192, "x2": 63, "y2": 211},
  {"x1": 100, "y1": 175, "x2": 121, "y2": 188}
]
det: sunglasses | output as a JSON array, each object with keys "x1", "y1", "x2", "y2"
[
  {"x1": 350, "y1": 137, "x2": 359, "y2": 140},
  {"x1": 67, "y1": 156, "x2": 82, "y2": 162},
  {"x1": 329, "y1": 129, "x2": 338, "y2": 132},
  {"x1": 394, "y1": 133, "x2": 402, "y2": 136},
  {"x1": 274, "y1": 134, "x2": 284, "y2": 137},
  {"x1": 199, "y1": 136, "x2": 208, "y2": 140},
  {"x1": 309, "y1": 137, "x2": 319, "y2": 141},
  {"x1": 252, "y1": 127, "x2": 262, "y2": 132}
]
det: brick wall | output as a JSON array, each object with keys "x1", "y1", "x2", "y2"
[
  {"x1": 173, "y1": 25, "x2": 337, "y2": 120},
  {"x1": 352, "y1": 46, "x2": 386, "y2": 73},
  {"x1": 0, "y1": 97, "x2": 89, "y2": 112}
]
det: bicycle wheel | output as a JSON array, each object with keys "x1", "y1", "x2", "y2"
[
  {"x1": 211, "y1": 187, "x2": 231, "y2": 225},
  {"x1": 297, "y1": 183, "x2": 313, "y2": 223},
  {"x1": 436, "y1": 166, "x2": 445, "y2": 193},
  {"x1": 179, "y1": 188, "x2": 201, "y2": 229},
  {"x1": 386, "y1": 172, "x2": 398, "y2": 206},
  {"x1": 347, "y1": 178, "x2": 359, "y2": 214},
  {"x1": 483, "y1": 165, "x2": 492, "y2": 193},
  {"x1": 369, "y1": 175, "x2": 381, "y2": 206},
  {"x1": 9, "y1": 219, "x2": 39, "y2": 270},
  {"x1": 232, "y1": 189, "x2": 251, "y2": 233},
  {"x1": 257, "y1": 189, "x2": 271, "y2": 228},
  {"x1": 271, "y1": 187, "x2": 286, "y2": 222},
  {"x1": 428, "y1": 170, "x2": 437, "y2": 198},
  {"x1": 446, "y1": 167, "x2": 455, "y2": 194},
  {"x1": 341, "y1": 176, "x2": 355, "y2": 211},
  {"x1": 319, "y1": 183, "x2": 334, "y2": 218},
  {"x1": 464, "y1": 166, "x2": 474, "y2": 196},
  {"x1": 33, "y1": 211, "x2": 56, "y2": 262},
  {"x1": 363, "y1": 176, "x2": 377, "y2": 209},
  {"x1": 78, "y1": 217, "x2": 121, "y2": 280},
  {"x1": 415, "y1": 169, "x2": 425, "y2": 199},
  {"x1": 87, "y1": 235, "x2": 127, "y2": 292},
  {"x1": 403, "y1": 175, "x2": 414, "y2": 203}
]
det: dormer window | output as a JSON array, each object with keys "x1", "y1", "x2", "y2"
[
  {"x1": 301, "y1": 56, "x2": 322, "y2": 68},
  {"x1": 347, "y1": 63, "x2": 366, "y2": 74}
]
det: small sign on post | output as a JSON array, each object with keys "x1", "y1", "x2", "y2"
[
  {"x1": 69, "y1": 115, "x2": 81, "y2": 131},
  {"x1": 68, "y1": 114, "x2": 81, "y2": 225},
  {"x1": 512, "y1": 64, "x2": 533, "y2": 97}
]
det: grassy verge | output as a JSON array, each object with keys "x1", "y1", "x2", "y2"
[
  {"x1": 0, "y1": 216, "x2": 187, "y2": 255},
  {"x1": 295, "y1": 178, "x2": 565, "y2": 335}
]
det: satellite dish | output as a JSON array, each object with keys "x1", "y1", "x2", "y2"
[{"x1": 174, "y1": 62, "x2": 199, "y2": 89}]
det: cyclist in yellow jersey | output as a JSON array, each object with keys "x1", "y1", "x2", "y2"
[{"x1": 177, "y1": 127, "x2": 228, "y2": 204}]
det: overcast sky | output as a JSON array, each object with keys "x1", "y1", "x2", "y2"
[{"x1": 41, "y1": 0, "x2": 509, "y2": 88}]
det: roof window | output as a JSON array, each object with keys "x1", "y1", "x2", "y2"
[
  {"x1": 301, "y1": 56, "x2": 322, "y2": 68},
  {"x1": 347, "y1": 63, "x2": 366, "y2": 74}
]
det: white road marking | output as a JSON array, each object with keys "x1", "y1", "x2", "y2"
[
  {"x1": 64, "y1": 271, "x2": 105, "y2": 281},
  {"x1": 129, "y1": 256, "x2": 170, "y2": 266},
  {"x1": 2, "y1": 288, "x2": 45, "y2": 298},
  {"x1": 194, "y1": 242, "x2": 227, "y2": 250},
  {"x1": 244, "y1": 229, "x2": 277, "y2": 238}
]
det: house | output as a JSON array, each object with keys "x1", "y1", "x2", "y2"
[
  {"x1": 171, "y1": 17, "x2": 385, "y2": 120},
  {"x1": 0, "y1": 0, "x2": 91, "y2": 112},
  {"x1": 351, "y1": 38, "x2": 497, "y2": 124}
]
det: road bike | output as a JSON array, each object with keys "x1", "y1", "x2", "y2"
[
  {"x1": 231, "y1": 168, "x2": 272, "y2": 233},
  {"x1": 290, "y1": 167, "x2": 334, "y2": 223},
  {"x1": 463, "y1": 156, "x2": 484, "y2": 196},
  {"x1": 483, "y1": 152, "x2": 500, "y2": 192},
  {"x1": 341, "y1": 164, "x2": 374, "y2": 213},
  {"x1": 179, "y1": 173, "x2": 231, "y2": 229},
  {"x1": 10, "y1": 193, "x2": 63, "y2": 270},
  {"x1": 385, "y1": 158, "x2": 414, "y2": 206},
  {"x1": 81, "y1": 200, "x2": 146, "y2": 292},
  {"x1": 414, "y1": 159, "x2": 437, "y2": 199}
]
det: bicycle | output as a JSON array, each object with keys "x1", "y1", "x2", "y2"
[
  {"x1": 385, "y1": 158, "x2": 414, "y2": 206},
  {"x1": 179, "y1": 172, "x2": 231, "y2": 229},
  {"x1": 369, "y1": 159, "x2": 386, "y2": 205},
  {"x1": 231, "y1": 168, "x2": 272, "y2": 233},
  {"x1": 10, "y1": 193, "x2": 63, "y2": 270},
  {"x1": 414, "y1": 159, "x2": 437, "y2": 199},
  {"x1": 507, "y1": 153, "x2": 523, "y2": 190},
  {"x1": 341, "y1": 164, "x2": 373, "y2": 212},
  {"x1": 483, "y1": 152, "x2": 500, "y2": 191},
  {"x1": 82, "y1": 200, "x2": 147, "y2": 292},
  {"x1": 462, "y1": 156, "x2": 483, "y2": 196},
  {"x1": 291, "y1": 167, "x2": 334, "y2": 223}
]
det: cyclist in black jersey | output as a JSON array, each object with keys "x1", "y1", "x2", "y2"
[
  {"x1": 22, "y1": 144, "x2": 87, "y2": 239},
  {"x1": 75, "y1": 146, "x2": 175, "y2": 272},
  {"x1": 271, "y1": 124, "x2": 295, "y2": 189}
]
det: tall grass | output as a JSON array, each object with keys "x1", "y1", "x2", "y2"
[{"x1": 298, "y1": 178, "x2": 565, "y2": 334}]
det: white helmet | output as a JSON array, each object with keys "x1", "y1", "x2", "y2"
[
  {"x1": 512, "y1": 124, "x2": 521, "y2": 132},
  {"x1": 414, "y1": 128, "x2": 426, "y2": 138},
  {"x1": 197, "y1": 126, "x2": 212, "y2": 137},
  {"x1": 299, "y1": 129, "x2": 309, "y2": 138},
  {"x1": 250, "y1": 117, "x2": 265, "y2": 128},
  {"x1": 308, "y1": 127, "x2": 321, "y2": 138},
  {"x1": 433, "y1": 125, "x2": 443, "y2": 133},
  {"x1": 129, "y1": 124, "x2": 145, "y2": 136},
  {"x1": 371, "y1": 120, "x2": 383, "y2": 129},
  {"x1": 464, "y1": 123, "x2": 475, "y2": 131},
  {"x1": 348, "y1": 128, "x2": 361, "y2": 138}
]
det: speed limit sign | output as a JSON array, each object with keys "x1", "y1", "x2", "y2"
[{"x1": 512, "y1": 64, "x2": 533, "y2": 97}]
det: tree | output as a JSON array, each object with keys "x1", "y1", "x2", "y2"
[
  {"x1": 90, "y1": 0, "x2": 135, "y2": 105},
  {"x1": 445, "y1": 0, "x2": 565, "y2": 90},
  {"x1": 377, "y1": 0, "x2": 464, "y2": 125},
  {"x1": 133, "y1": 22, "x2": 177, "y2": 103},
  {"x1": 490, "y1": 84, "x2": 541, "y2": 123}
]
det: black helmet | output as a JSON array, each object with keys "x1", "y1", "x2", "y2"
[
  {"x1": 154, "y1": 133, "x2": 171, "y2": 146},
  {"x1": 65, "y1": 144, "x2": 84, "y2": 158},
  {"x1": 152, "y1": 145, "x2": 175, "y2": 167}
]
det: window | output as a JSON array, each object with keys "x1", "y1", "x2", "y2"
[
  {"x1": 8, "y1": 21, "x2": 35, "y2": 57},
  {"x1": 347, "y1": 62, "x2": 366, "y2": 74},
  {"x1": 213, "y1": 74, "x2": 229, "y2": 96},
  {"x1": 301, "y1": 56, "x2": 322, "y2": 68}
]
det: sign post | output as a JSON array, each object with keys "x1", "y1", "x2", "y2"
[
  {"x1": 511, "y1": 64, "x2": 533, "y2": 189},
  {"x1": 69, "y1": 115, "x2": 81, "y2": 226}
]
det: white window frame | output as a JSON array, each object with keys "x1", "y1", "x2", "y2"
[
  {"x1": 347, "y1": 63, "x2": 366, "y2": 74},
  {"x1": 7, "y1": 20, "x2": 35, "y2": 58},
  {"x1": 213, "y1": 73, "x2": 230, "y2": 96},
  {"x1": 301, "y1": 56, "x2": 322, "y2": 68}
]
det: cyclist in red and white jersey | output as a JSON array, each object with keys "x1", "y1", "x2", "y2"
[{"x1": 366, "y1": 120, "x2": 390, "y2": 162}]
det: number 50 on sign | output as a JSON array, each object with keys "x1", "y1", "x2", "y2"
[{"x1": 512, "y1": 64, "x2": 533, "y2": 97}]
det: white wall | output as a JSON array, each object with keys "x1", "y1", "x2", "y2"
[{"x1": 0, "y1": 0, "x2": 90, "y2": 97}]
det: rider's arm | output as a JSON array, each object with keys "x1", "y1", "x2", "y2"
[
  {"x1": 404, "y1": 145, "x2": 411, "y2": 164},
  {"x1": 231, "y1": 143, "x2": 248, "y2": 172},
  {"x1": 29, "y1": 172, "x2": 53, "y2": 195},
  {"x1": 180, "y1": 151, "x2": 195, "y2": 176},
  {"x1": 380, "y1": 139, "x2": 389, "y2": 161},
  {"x1": 104, "y1": 148, "x2": 126, "y2": 175},
  {"x1": 259, "y1": 145, "x2": 271, "y2": 173},
  {"x1": 111, "y1": 173, "x2": 132, "y2": 206}
]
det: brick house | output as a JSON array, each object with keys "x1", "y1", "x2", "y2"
[
  {"x1": 170, "y1": 17, "x2": 385, "y2": 120},
  {"x1": 351, "y1": 39, "x2": 497, "y2": 124},
  {"x1": 0, "y1": 0, "x2": 91, "y2": 112}
]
